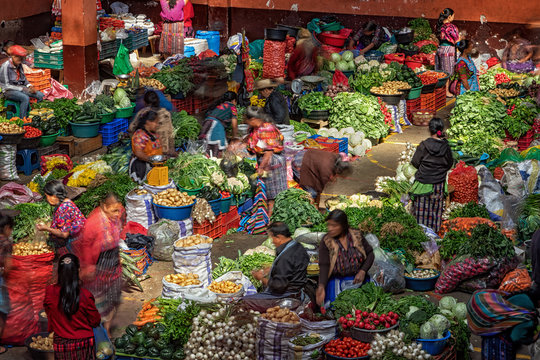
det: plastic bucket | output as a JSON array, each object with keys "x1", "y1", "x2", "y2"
[
  {"x1": 153, "y1": 201, "x2": 195, "y2": 221},
  {"x1": 407, "y1": 86, "x2": 423, "y2": 100},
  {"x1": 115, "y1": 103, "x2": 135, "y2": 118},
  {"x1": 69, "y1": 122, "x2": 100, "y2": 138},
  {"x1": 220, "y1": 195, "x2": 232, "y2": 213},
  {"x1": 209, "y1": 196, "x2": 222, "y2": 216},
  {"x1": 196, "y1": 30, "x2": 220, "y2": 55},
  {"x1": 416, "y1": 330, "x2": 451, "y2": 356},
  {"x1": 404, "y1": 270, "x2": 440, "y2": 291},
  {"x1": 178, "y1": 186, "x2": 203, "y2": 196}
]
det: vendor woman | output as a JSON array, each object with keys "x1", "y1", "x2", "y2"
[
  {"x1": 158, "y1": 0, "x2": 187, "y2": 57},
  {"x1": 436, "y1": 8, "x2": 460, "y2": 97},
  {"x1": 410, "y1": 118, "x2": 453, "y2": 232},
  {"x1": 199, "y1": 91, "x2": 238, "y2": 157},
  {"x1": 129, "y1": 110, "x2": 163, "y2": 184},
  {"x1": 347, "y1": 21, "x2": 388, "y2": 54},
  {"x1": 316, "y1": 210, "x2": 374, "y2": 307},
  {"x1": 254, "y1": 79, "x2": 290, "y2": 125},
  {"x1": 245, "y1": 106, "x2": 287, "y2": 214},
  {"x1": 37, "y1": 180, "x2": 86, "y2": 256}
]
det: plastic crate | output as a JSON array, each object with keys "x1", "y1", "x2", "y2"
[
  {"x1": 435, "y1": 87, "x2": 446, "y2": 110},
  {"x1": 534, "y1": 118, "x2": 540, "y2": 134},
  {"x1": 122, "y1": 248, "x2": 152, "y2": 275},
  {"x1": 222, "y1": 207, "x2": 239, "y2": 225},
  {"x1": 99, "y1": 118, "x2": 129, "y2": 146},
  {"x1": 172, "y1": 97, "x2": 194, "y2": 113},
  {"x1": 309, "y1": 135, "x2": 348, "y2": 154},
  {"x1": 433, "y1": 346, "x2": 456, "y2": 360},
  {"x1": 193, "y1": 214, "x2": 223, "y2": 238},
  {"x1": 420, "y1": 92, "x2": 436, "y2": 112},
  {"x1": 518, "y1": 130, "x2": 535, "y2": 151},
  {"x1": 406, "y1": 97, "x2": 421, "y2": 119},
  {"x1": 193, "y1": 97, "x2": 214, "y2": 114},
  {"x1": 128, "y1": 29, "x2": 149, "y2": 51}
]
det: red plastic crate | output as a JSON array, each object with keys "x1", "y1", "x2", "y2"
[
  {"x1": 222, "y1": 207, "x2": 239, "y2": 225},
  {"x1": 435, "y1": 87, "x2": 446, "y2": 110},
  {"x1": 193, "y1": 214, "x2": 223, "y2": 239},
  {"x1": 172, "y1": 97, "x2": 194, "y2": 114},
  {"x1": 433, "y1": 346, "x2": 456, "y2": 360},
  {"x1": 534, "y1": 118, "x2": 540, "y2": 134},
  {"x1": 420, "y1": 92, "x2": 436, "y2": 112},
  {"x1": 518, "y1": 129, "x2": 535, "y2": 151},
  {"x1": 406, "y1": 98, "x2": 421, "y2": 119},
  {"x1": 193, "y1": 97, "x2": 214, "y2": 114}
]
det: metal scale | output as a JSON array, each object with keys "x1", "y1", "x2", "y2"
[{"x1": 146, "y1": 155, "x2": 169, "y2": 186}]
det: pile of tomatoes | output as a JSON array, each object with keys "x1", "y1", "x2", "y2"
[
  {"x1": 23, "y1": 126, "x2": 42, "y2": 138},
  {"x1": 495, "y1": 73, "x2": 511, "y2": 85},
  {"x1": 338, "y1": 310, "x2": 399, "y2": 330},
  {"x1": 324, "y1": 337, "x2": 370, "y2": 358},
  {"x1": 418, "y1": 71, "x2": 446, "y2": 85}
]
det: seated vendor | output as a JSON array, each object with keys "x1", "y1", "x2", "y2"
[
  {"x1": 254, "y1": 78, "x2": 290, "y2": 125},
  {"x1": 0, "y1": 45, "x2": 44, "y2": 118},
  {"x1": 37, "y1": 180, "x2": 86, "y2": 256},
  {"x1": 316, "y1": 210, "x2": 374, "y2": 307},
  {"x1": 243, "y1": 222, "x2": 309, "y2": 312},
  {"x1": 129, "y1": 110, "x2": 163, "y2": 184},
  {"x1": 347, "y1": 21, "x2": 388, "y2": 55}
]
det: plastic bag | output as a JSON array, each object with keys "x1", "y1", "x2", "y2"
[
  {"x1": 0, "y1": 145, "x2": 18, "y2": 181},
  {"x1": 43, "y1": 78, "x2": 74, "y2": 101},
  {"x1": 161, "y1": 275, "x2": 204, "y2": 300},
  {"x1": 448, "y1": 161, "x2": 478, "y2": 203},
  {"x1": 288, "y1": 333, "x2": 326, "y2": 360},
  {"x1": 220, "y1": 152, "x2": 239, "y2": 177},
  {"x1": 435, "y1": 256, "x2": 494, "y2": 294},
  {"x1": 172, "y1": 240, "x2": 213, "y2": 285},
  {"x1": 0, "y1": 182, "x2": 41, "y2": 208},
  {"x1": 299, "y1": 317, "x2": 337, "y2": 341},
  {"x1": 249, "y1": 39, "x2": 265, "y2": 60},
  {"x1": 125, "y1": 189, "x2": 155, "y2": 229},
  {"x1": 332, "y1": 70, "x2": 349, "y2": 87},
  {"x1": 365, "y1": 233, "x2": 405, "y2": 293},
  {"x1": 263, "y1": 40, "x2": 286, "y2": 79},
  {"x1": 125, "y1": 233, "x2": 154, "y2": 255},
  {"x1": 110, "y1": 1, "x2": 129, "y2": 14},
  {"x1": 227, "y1": 33, "x2": 244, "y2": 55},
  {"x1": 502, "y1": 195, "x2": 523, "y2": 231},
  {"x1": 215, "y1": 270, "x2": 256, "y2": 296},
  {"x1": 499, "y1": 268, "x2": 532, "y2": 294},
  {"x1": 477, "y1": 165, "x2": 505, "y2": 221},
  {"x1": 149, "y1": 219, "x2": 180, "y2": 261},
  {"x1": 459, "y1": 256, "x2": 520, "y2": 293},
  {"x1": 113, "y1": 43, "x2": 133, "y2": 75}
]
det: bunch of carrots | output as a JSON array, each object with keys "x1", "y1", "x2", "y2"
[{"x1": 133, "y1": 298, "x2": 161, "y2": 326}]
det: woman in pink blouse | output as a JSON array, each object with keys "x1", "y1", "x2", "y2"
[
  {"x1": 158, "y1": 0, "x2": 186, "y2": 57},
  {"x1": 435, "y1": 8, "x2": 460, "y2": 97}
]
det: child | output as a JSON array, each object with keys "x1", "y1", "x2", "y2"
[{"x1": 44, "y1": 254, "x2": 101, "y2": 359}]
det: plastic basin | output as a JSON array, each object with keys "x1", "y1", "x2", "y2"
[
  {"x1": 98, "y1": 112, "x2": 116, "y2": 124},
  {"x1": 69, "y1": 121, "x2": 100, "y2": 138},
  {"x1": 371, "y1": 92, "x2": 403, "y2": 106},
  {"x1": 404, "y1": 270, "x2": 440, "y2": 291},
  {"x1": 0, "y1": 132, "x2": 24, "y2": 145},
  {"x1": 318, "y1": 32, "x2": 347, "y2": 47},
  {"x1": 25, "y1": 332, "x2": 54, "y2": 360},
  {"x1": 416, "y1": 330, "x2": 451, "y2": 355},
  {"x1": 351, "y1": 322, "x2": 399, "y2": 343},
  {"x1": 178, "y1": 186, "x2": 203, "y2": 196},
  {"x1": 153, "y1": 201, "x2": 195, "y2": 221},
  {"x1": 115, "y1": 103, "x2": 135, "y2": 118},
  {"x1": 407, "y1": 85, "x2": 423, "y2": 100},
  {"x1": 18, "y1": 136, "x2": 42, "y2": 150},
  {"x1": 40, "y1": 132, "x2": 60, "y2": 147},
  {"x1": 220, "y1": 195, "x2": 232, "y2": 213},
  {"x1": 209, "y1": 196, "x2": 222, "y2": 216},
  {"x1": 323, "y1": 349, "x2": 369, "y2": 360}
]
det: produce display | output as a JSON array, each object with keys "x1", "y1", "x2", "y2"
[
  {"x1": 12, "y1": 202, "x2": 52, "y2": 242},
  {"x1": 151, "y1": 58, "x2": 194, "y2": 96},
  {"x1": 479, "y1": 67, "x2": 513, "y2": 90},
  {"x1": 175, "y1": 235, "x2": 212, "y2": 247},
  {"x1": 208, "y1": 280, "x2": 242, "y2": 294},
  {"x1": 270, "y1": 188, "x2": 325, "y2": 233},
  {"x1": 33, "y1": 98, "x2": 81, "y2": 129},
  {"x1": 350, "y1": 60, "x2": 421, "y2": 94},
  {"x1": 503, "y1": 97, "x2": 539, "y2": 138},
  {"x1": 23, "y1": 126, "x2": 42, "y2": 138},
  {"x1": 326, "y1": 51, "x2": 356, "y2": 72},
  {"x1": 324, "y1": 337, "x2": 370, "y2": 358},
  {"x1": 518, "y1": 193, "x2": 540, "y2": 243},
  {"x1": 338, "y1": 310, "x2": 399, "y2": 330},
  {"x1": 0, "y1": 121, "x2": 24, "y2": 134},
  {"x1": 490, "y1": 88, "x2": 520, "y2": 98},
  {"x1": 172, "y1": 111, "x2": 201, "y2": 147},
  {"x1": 164, "y1": 273, "x2": 201, "y2": 286},
  {"x1": 405, "y1": 269, "x2": 439, "y2": 279},
  {"x1": 291, "y1": 334, "x2": 322, "y2": 346},
  {"x1": 13, "y1": 241, "x2": 53, "y2": 256},
  {"x1": 191, "y1": 198, "x2": 216, "y2": 225},
  {"x1": 371, "y1": 81, "x2": 410, "y2": 95},
  {"x1": 261, "y1": 306, "x2": 300, "y2": 324},
  {"x1": 317, "y1": 126, "x2": 372, "y2": 156},
  {"x1": 298, "y1": 91, "x2": 332, "y2": 114},
  {"x1": 418, "y1": 71, "x2": 445, "y2": 85},
  {"x1": 369, "y1": 330, "x2": 431, "y2": 359},
  {"x1": 153, "y1": 189, "x2": 195, "y2": 207},
  {"x1": 169, "y1": 154, "x2": 225, "y2": 190},
  {"x1": 29, "y1": 332, "x2": 53, "y2": 351},
  {"x1": 139, "y1": 77, "x2": 165, "y2": 90},
  {"x1": 74, "y1": 174, "x2": 135, "y2": 216},
  {"x1": 447, "y1": 202, "x2": 490, "y2": 220},
  {"x1": 325, "y1": 83, "x2": 351, "y2": 99}
]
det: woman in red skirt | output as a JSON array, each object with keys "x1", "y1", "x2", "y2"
[
  {"x1": 44, "y1": 254, "x2": 101, "y2": 360},
  {"x1": 158, "y1": 0, "x2": 187, "y2": 57}
]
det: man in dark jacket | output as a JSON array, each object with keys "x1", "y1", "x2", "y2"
[
  {"x1": 255, "y1": 78, "x2": 290, "y2": 125},
  {"x1": 243, "y1": 222, "x2": 309, "y2": 312}
]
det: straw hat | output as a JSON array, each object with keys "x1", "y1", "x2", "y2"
[{"x1": 254, "y1": 78, "x2": 286, "y2": 90}]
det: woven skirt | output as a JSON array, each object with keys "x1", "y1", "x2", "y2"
[
  {"x1": 263, "y1": 154, "x2": 287, "y2": 200},
  {"x1": 54, "y1": 334, "x2": 95, "y2": 360},
  {"x1": 159, "y1": 22, "x2": 184, "y2": 54},
  {"x1": 412, "y1": 182, "x2": 445, "y2": 232},
  {"x1": 435, "y1": 45, "x2": 456, "y2": 76}
]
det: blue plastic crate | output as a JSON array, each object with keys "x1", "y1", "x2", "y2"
[
  {"x1": 99, "y1": 118, "x2": 128, "y2": 146},
  {"x1": 309, "y1": 135, "x2": 348, "y2": 155}
]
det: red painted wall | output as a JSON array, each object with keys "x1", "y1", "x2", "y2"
[{"x1": 0, "y1": 0, "x2": 51, "y2": 21}]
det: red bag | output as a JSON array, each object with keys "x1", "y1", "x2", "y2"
[
  {"x1": 2, "y1": 253, "x2": 54, "y2": 344},
  {"x1": 332, "y1": 70, "x2": 349, "y2": 87},
  {"x1": 263, "y1": 40, "x2": 286, "y2": 79},
  {"x1": 448, "y1": 161, "x2": 479, "y2": 203},
  {"x1": 285, "y1": 35, "x2": 296, "y2": 54}
]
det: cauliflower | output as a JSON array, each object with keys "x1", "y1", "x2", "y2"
[
  {"x1": 226, "y1": 177, "x2": 244, "y2": 194},
  {"x1": 211, "y1": 172, "x2": 225, "y2": 186},
  {"x1": 359, "y1": 63, "x2": 370, "y2": 72},
  {"x1": 368, "y1": 60, "x2": 380, "y2": 67},
  {"x1": 380, "y1": 63, "x2": 389, "y2": 69},
  {"x1": 354, "y1": 55, "x2": 367, "y2": 65},
  {"x1": 236, "y1": 173, "x2": 249, "y2": 191}
]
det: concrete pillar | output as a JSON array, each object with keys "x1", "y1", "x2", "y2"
[
  {"x1": 206, "y1": 0, "x2": 230, "y2": 46},
  {"x1": 62, "y1": 0, "x2": 98, "y2": 95}
]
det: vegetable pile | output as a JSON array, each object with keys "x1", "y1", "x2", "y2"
[
  {"x1": 338, "y1": 310, "x2": 399, "y2": 330},
  {"x1": 297, "y1": 92, "x2": 332, "y2": 114},
  {"x1": 325, "y1": 337, "x2": 370, "y2": 358},
  {"x1": 261, "y1": 306, "x2": 300, "y2": 324},
  {"x1": 153, "y1": 189, "x2": 195, "y2": 207},
  {"x1": 503, "y1": 97, "x2": 538, "y2": 139},
  {"x1": 172, "y1": 111, "x2": 200, "y2": 147},
  {"x1": 208, "y1": 280, "x2": 242, "y2": 294},
  {"x1": 12, "y1": 202, "x2": 52, "y2": 242},
  {"x1": 175, "y1": 235, "x2": 212, "y2": 247},
  {"x1": 333, "y1": 283, "x2": 397, "y2": 320},
  {"x1": 270, "y1": 188, "x2": 325, "y2": 233},
  {"x1": 151, "y1": 59, "x2": 194, "y2": 96},
  {"x1": 33, "y1": 98, "x2": 81, "y2": 129}
]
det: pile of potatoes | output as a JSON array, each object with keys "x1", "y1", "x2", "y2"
[
  {"x1": 489, "y1": 88, "x2": 519, "y2": 98},
  {"x1": 29, "y1": 332, "x2": 54, "y2": 351},
  {"x1": 371, "y1": 81, "x2": 411, "y2": 95},
  {"x1": 139, "y1": 78, "x2": 165, "y2": 90},
  {"x1": 165, "y1": 273, "x2": 201, "y2": 286},
  {"x1": 174, "y1": 235, "x2": 212, "y2": 247},
  {"x1": 262, "y1": 306, "x2": 300, "y2": 324},
  {"x1": 135, "y1": 188, "x2": 148, "y2": 196},
  {"x1": 0, "y1": 121, "x2": 24, "y2": 134},
  {"x1": 153, "y1": 188, "x2": 195, "y2": 207},
  {"x1": 13, "y1": 242, "x2": 53, "y2": 256},
  {"x1": 208, "y1": 280, "x2": 242, "y2": 294}
]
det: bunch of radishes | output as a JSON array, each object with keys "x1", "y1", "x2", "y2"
[
  {"x1": 325, "y1": 83, "x2": 350, "y2": 99},
  {"x1": 338, "y1": 310, "x2": 399, "y2": 330}
]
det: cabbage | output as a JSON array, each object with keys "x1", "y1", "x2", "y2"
[
  {"x1": 352, "y1": 144, "x2": 366, "y2": 157},
  {"x1": 342, "y1": 51, "x2": 354, "y2": 62},
  {"x1": 419, "y1": 322, "x2": 437, "y2": 339},
  {"x1": 406, "y1": 306, "x2": 420, "y2": 319},
  {"x1": 402, "y1": 163, "x2": 417, "y2": 179},
  {"x1": 318, "y1": 128, "x2": 329, "y2": 137},
  {"x1": 119, "y1": 97, "x2": 132, "y2": 108},
  {"x1": 429, "y1": 314, "x2": 451, "y2": 336},
  {"x1": 293, "y1": 227, "x2": 311, "y2": 238},
  {"x1": 439, "y1": 296, "x2": 457, "y2": 311},
  {"x1": 327, "y1": 61, "x2": 336, "y2": 71},
  {"x1": 336, "y1": 61, "x2": 349, "y2": 72},
  {"x1": 331, "y1": 53, "x2": 342, "y2": 63},
  {"x1": 362, "y1": 138, "x2": 372, "y2": 150},
  {"x1": 453, "y1": 302, "x2": 467, "y2": 321},
  {"x1": 328, "y1": 128, "x2": 340, "y2": 138},
  {"x1": 113, "y1": 88, "x2": 128, "y2": 105},
  {"x1": 348, "y1": 61, "x2": 355, "y2": 71},
  {"x1": 342, "y1": 127, "x2": 355, "y2": 135},
  {"x1": 350, "y1": 133, "x2": 363, "y2": 147}
]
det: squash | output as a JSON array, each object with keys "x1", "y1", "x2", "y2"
[
  {"x1": 125, "y1": 324, "x2": 138, "y2": 337},
  {"x1": 160, "y1": 348, "x2": 174, "y2": 360},
  {"x1": 135, "y1": 346, "x2": 147, "y2": 357}
]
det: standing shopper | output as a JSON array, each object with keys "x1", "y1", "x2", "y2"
[
  {"x1": 199, "y1": 91, "x2": 238, "y2": 156},
  {"x1": 44, "y1": 254, "x2": 101, "y2": 360},
  {"x1": 0, "y1": 214, "x2": 13, "y2": 355},
  {"x1": 158, "y1": 0, "x2": 186, "y2": 57},
  {"x1": 435, "y1": 8, "x2": 460, "y2": 97},
  {"x1": 454, "y1": 40, "x2": 480, "y2": 94},
  {"x1": 75, "y1": 193, "x2": 125, "y2": 333},
  {"x1": 37, "y1": 180, "x2": 86, "y2": 256},
  {"x1": 244, "y1": 106, "x2": 286, "y2": 214},
  {"x1": 316, "y1": 210, "x2": 374, "y2": 307},
  {"x1": 410, "y1": 118, "x2": 453, "y2": 232},
  {"x1": 0, "y1": 45, "x2": 44, "y2": 118}
]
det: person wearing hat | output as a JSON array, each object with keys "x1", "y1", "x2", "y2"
[
  {"x1": 254, "y1": 78, "x2": 290, "y2": 125},
  {"x1": 287, "y1": 29, "x2": 320, "y2": 80},
  {"x1": 0, "y1": 45, "x2": 44, "y2": 118}
]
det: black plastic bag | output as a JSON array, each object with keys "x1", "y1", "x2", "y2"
[{"x1": 125, "y1": 233, "x2": 155, "y2": 255}]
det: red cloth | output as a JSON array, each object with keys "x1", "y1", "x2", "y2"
[
  {"x1": 10, "y1": 45, "x2": 27, "y2": 57},
  {"x1": 44, "y1": 285, "x2": 101, "y2": 339},
  {"x1": 287, "y1": 42, "x2": 319, "y2": 80},
  {"x1": 183, "y1": 0, "x2": 194, "y2": 28}
]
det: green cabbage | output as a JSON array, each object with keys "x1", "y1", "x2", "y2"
[
  {"x1": 336, "y1": 61, "x2": 349, "y2": 72},
  {"x1": 119, "y1": 97, "x2": 132, "y2": 108},
  {"x1": 419, "y1": 322, "x2": 437, "y2": 339},
  {"x1": 113, "y1": 88, "x2": 128, "y2": 105},
  {"x1": 429, "y1": 314, "x2": 451, "y2": 337},
  {"x1": 342, "y1": 51, "x2": 354, "y2": 62},
  {"x1": 331, "y1": 53, "x2": 342, "y2": 63},
  {"x1": 453, "y1": 302, "x2": 467, "y2": 321},
  {"x1": 439, "y1": 296, "x2": 457, "y2": 311}
]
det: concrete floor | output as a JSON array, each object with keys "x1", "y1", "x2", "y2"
[{"x1": 2, "y1": 100, "x2": 533, "y2": 359}]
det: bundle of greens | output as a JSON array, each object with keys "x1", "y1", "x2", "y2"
[
  {"x1": 12, "y1": 202, "x2": 52, "y2": 242},
  {"x1": 408, "y1": 18, "x2": 432, "y2": 41},
  {"x1": 420, "y1": 44, "x2": 437, "y2": 54},
  {"x1": 33, "y1": 98, "x2": 81, "y2": 129},
  {"x1": 238, "y1": 252, "x2": 275, "y2": 289},
  {"x1": 518, "y1": 193, "x2": 540, "y2": 242},
  {"x1": 74, "y1": 173, "x2": 136, "y2": 216},
  {"x1": 298, "y1": 92, "x2": 332, "y2": 114},
  {"x1": 172, "y1": 111, "x2": 201, "y2": 147},
  {"x1": 151, "y1": 59, "x2": 194, "y2": 96},
  {"x1": 332, "y1": 283, "x2": 397, "y2": 319},
  {"x1": 329, "y1": 92, "x2": 388, "y2": 139},
  {"x1": 270, "y1": 189, "x2": 325, "y2": 233},
  {"x1": 447, "y1": 91, "x2": 506, "y2": 158},
  {"x1": 169, "y1": 154, "x2": 224, "y2": 190},
  {"x1": 504, "y1": 97, "x2": 539, "y2": 139},
  {"x1": 290, "y1": 120, "x2": 316, "y2": 135},
  {"x1": 155, "y1": 299, "x2": 202, "y2": 346},
  {"x1": 448, "y1": 202, "x2": 490, "y2": 220},
  {"x1": 94, "y1": 94, "x2": 115, "y2": 114}
]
